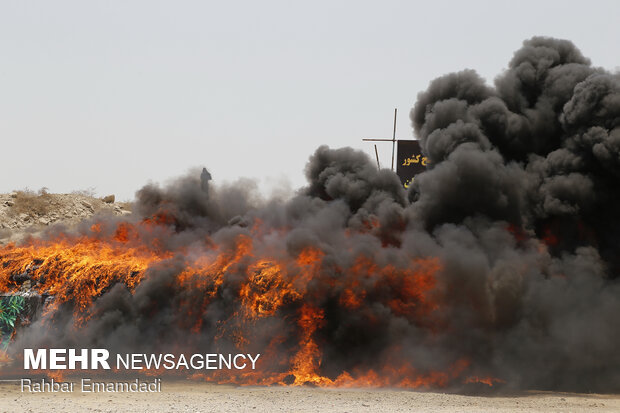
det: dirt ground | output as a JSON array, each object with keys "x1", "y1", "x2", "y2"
[{"x1": 0, "y1": 380, "x2": 618, "y2": 413}]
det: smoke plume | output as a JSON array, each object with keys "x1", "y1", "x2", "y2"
[{"x1": 2, "y1": 36, "x2": 620, "y2": 392}]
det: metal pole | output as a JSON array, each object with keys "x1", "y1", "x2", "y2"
[
  {"x1": 374, "y1": 144, "x2": 380, "y2": 169},
  {"x1": 391, "y1": 108, "x2": 397, "y2": 171}
]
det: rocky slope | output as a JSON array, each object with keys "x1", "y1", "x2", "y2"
[{"x1": 0, "y1": 191, "x2": 131, "y2": 244}]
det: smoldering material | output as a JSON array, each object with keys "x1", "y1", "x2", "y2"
[{"x1": 6, "y1": 36, "x2": 620, "y2": 392}]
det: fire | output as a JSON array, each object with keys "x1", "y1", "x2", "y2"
[
  {"x1": 288, "y1": 305, "x2": 329, "y2": 386},
  {"x1": 464, "y1": 376, "x2": 506, "y2": 387},
  {"x1": 0, "y1": 216, "x2": 502, "y2": 389},
  {"x1": 0, "y1": 224, "x2": 169, "y2": 318}
]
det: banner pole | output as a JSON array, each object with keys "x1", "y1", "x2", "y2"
[{"x1": 391, "y1": 108, "x2": 397, "y2": 171}]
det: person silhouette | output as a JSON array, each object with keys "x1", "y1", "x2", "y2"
[{"x1": 200, "y1": 168, "x2": 212, "y2": 195}]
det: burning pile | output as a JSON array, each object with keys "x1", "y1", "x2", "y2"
[{"x1": 1, "y1": 37, "x2": 620, "y2": 392}]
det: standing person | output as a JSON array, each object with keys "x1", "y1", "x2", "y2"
[{"x1": 200, "y1": 168, "x2": 212, "y2": 195}]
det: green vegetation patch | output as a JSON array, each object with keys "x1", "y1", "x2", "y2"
[{"x1": 0, "y1": 296, "x2": 26, "y2": 350}]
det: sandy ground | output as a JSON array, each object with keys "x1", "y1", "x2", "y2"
[{"x1": 0, "y1": 380, "x2": 618, "y2": 413}]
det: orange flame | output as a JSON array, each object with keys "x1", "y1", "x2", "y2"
[{"x1": 0, "y1": 217, "x2": 502, "y2": 388}]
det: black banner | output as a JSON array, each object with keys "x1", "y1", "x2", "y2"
[{"x1": 396, "y1": 140, "x2": 428, "y2": 189}]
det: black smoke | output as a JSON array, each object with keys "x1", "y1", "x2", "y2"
[
  {"x1": 409, "y1": 36, "x2": 620, "y2": 391},
  {"x1": 6, "y1": 36, "x2": 620, "y2": 392}
]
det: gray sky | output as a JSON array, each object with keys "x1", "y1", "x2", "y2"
[{"x1": 1, "y1": 0, "x2": 619, "y2": 200}]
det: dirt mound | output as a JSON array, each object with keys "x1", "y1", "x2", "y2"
[{"x1": 0, "y1": 191, "x2": 131, "y2": 244}]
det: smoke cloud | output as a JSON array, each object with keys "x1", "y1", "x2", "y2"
[{"x1": 4, "y1": 36, "x2": 620, "y2": 392}]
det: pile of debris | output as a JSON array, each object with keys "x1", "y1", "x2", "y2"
[
  {"x1": 0, "y1": 261, "x2": 54, "y2": 351},
  {"x1": 0, "y1": 191, "x2": 129, "y2": 350}
]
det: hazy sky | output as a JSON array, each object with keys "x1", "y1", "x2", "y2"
[{"x1": 1, "y1": 1, "x2": 619, "y2": 200}]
